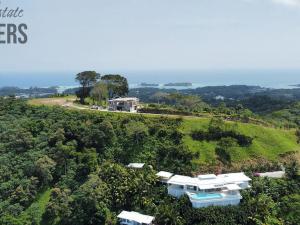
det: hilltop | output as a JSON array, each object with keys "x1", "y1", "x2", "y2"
[{"x1": 28, "y1": 96, "x2": 300, "y2": 171}]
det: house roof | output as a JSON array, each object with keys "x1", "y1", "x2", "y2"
[
  {"x1": 117, "y1": 211, "x2": 155, "y2": 224},
  {"x1": 127, "y1": 163, "x2": 145, "y2": 169},
  {"x1": 109, "y1": 97, "x2": 139, "y2": 102},
  {"x1": 167, "y1": 175, "x2": 198, "y2": 186},
  {"x1": 198, "y1": 174, "x2": 217, "y2": 180},
  {"x1": 225, "y1": 184, "x2": 242, "y2": 191},
  {"x1": 217, "y1": 173, "x2": 252, "y2": 183},
  {"x1": 156, "y1": 171, "x2": 173, "y2": 179},
  {"x1": 167, "y1": 172, "x2": 251, "y2": 189}
]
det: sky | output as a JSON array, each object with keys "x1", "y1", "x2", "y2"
[{"x1": 1, "y1": 0, "x2": 300, "y2": 72}]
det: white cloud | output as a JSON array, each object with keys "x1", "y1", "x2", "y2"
[{"x1": 271, "y1": 0, "x2": 300, "y2": 7}]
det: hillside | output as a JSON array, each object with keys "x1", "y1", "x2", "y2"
[
  {"x1": 28, "y1": 97, "x2": 300, "y2": 169},
  {"x1": 180, "y1": 118, "x2": 299, "y2": 168},
  {"x1": 1, "y1": 98, "x2": 299, "y2": 225}
]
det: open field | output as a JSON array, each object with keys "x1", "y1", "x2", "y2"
[
  {"x1": 28, "y1": 96, "x2": 77, "y2": 106},
  {"x1": 180, "y1": 118, "x2": 300, "y2": 166}
]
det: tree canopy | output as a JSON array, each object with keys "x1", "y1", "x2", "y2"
[{"x1": 75, "y1": 71, "x2": 100, "y2": 103}]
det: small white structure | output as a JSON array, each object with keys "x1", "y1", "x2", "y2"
[
  {"x1": 117, "y1": 211, "x2": 155, "y2": 225},
  {"x1": 257, "y1": 171, "x2": 285, "y2": 178},
  {"x1": 156, "y1": 171, "x2": 174, "y2": 183},
  {"x1": 127, "y1": 163, "x2": 145, "y2": 169},
  {"x1": 167, "y1": 172, "x2": 251, "y2": 208},
  {"x1": 108, "y1": 97, "x2": 139, "y2": 113}
]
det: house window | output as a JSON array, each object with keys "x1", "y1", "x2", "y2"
[{"x1": 187, "y1": 185, "x2": 197, "y2": 191}]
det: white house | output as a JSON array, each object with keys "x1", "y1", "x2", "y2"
[
  {"x1": 117, "y1": 211, "x2": 155, "y2": 225},
  {"x1": 108, "y1": 97, "x2": 139, "y2": 112},
  {"x1": 167, "y1": 172, "x2": 251, "y2": 208},
  {"x1": 156, "y1": 171, "x2": 174, "y2": 183}
]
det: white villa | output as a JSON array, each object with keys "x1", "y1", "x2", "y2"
[
  {"x1": 165, "y1": 172, "x2": 251, "y2": 208},
  {"x1": 108, "y1": 97, "x2": 139, "y2": 113},
  {"x1": 117, "y1": 211, "x2": 155, "y2": 225}
]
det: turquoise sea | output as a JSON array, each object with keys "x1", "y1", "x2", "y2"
[{"x1": 0, "y1": 69, "x2": 299, "y2": 90}]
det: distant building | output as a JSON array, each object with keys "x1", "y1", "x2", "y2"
[
  {"x1": 108, "y1": 97, "x2": 139, "y2": 112},
  {"x1": 117, "y1": 211, "x2": 155, "y2": 225},
  {"x1": 127, "y1": 163, "x2": 145, "y2": 169},
  {"x1": 215, "y1": 95, "x2": 225, "y2": 100},
  {"x1": 167, "y1": 172, "x2": 251, "y2": 208}
]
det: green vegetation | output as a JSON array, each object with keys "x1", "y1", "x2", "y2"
[
  {"x1": 266, "y1": 102, "x2": 300, "y2": 128},
  {"x1": 75, "y1": 71, "x2": 100, "y2": 104},
  {"x1": 180, "y1": 117, "x2": 300, "y2": 170},
  {"x1": 75, "y1": 73, "x2": 129, "y2": 106},
  {"x1": 18, "y1": 188, "x2": 51, "y2": 224},
  {"x1": 1, "y1": 93, "x2": 299, "y2": 225}
]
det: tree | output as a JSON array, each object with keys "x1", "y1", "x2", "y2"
[
  {"x1": 279, "y1": 194, "x2": 300, "y2": 225},
  {"x1": 101, "y1": 74, "x2": 128, "y2": 98},
  {"x1": 155, "y1": 204, "x2": 184, "y2": 225},
  {"x1": 296, "y1": 129, "x2": 300, "y2": 143},
  {"x1": 34, "y1": 156, "x2": 56, "y2": 186},
  {"x1": 244, "y1": 194, "x2": 279, "y2": 225},
  {"x1": 150, "y1": 92, "x2": 169, "y2": 104},
  {"x1": 67, "y1": 175, "x2": 113, "y2": 225},
  {"x1": 208, "y1": 118, "x2": 226, "y2": 134},
  {"x1": 284, "y1": 160, "x2": 299, "y2": 179},
  {"x1": 75, "y1": 71, "x2": 100, "y2": 104},
  {"x1": 42, "y1": 188, "x2": 72, "y2": 225},
  {"x1": 90, "y1": 82, "x2": 108, "y2": 105},
  {"x1": 125, "y1": 121, "x2": 149, "y2": 145},
  {"x1": 215, "y1": 137, "x2": 237, "y2": 164}
]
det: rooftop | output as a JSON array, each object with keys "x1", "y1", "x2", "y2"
[
  {"x1": 168, "y1": 172, "x2": 251, "y2": 189},
  {"x1": 156, "y1": 171, "x2": 173, "y2": 179},
  {"x1": 225, "y1": 184, "x2": 242, "y2": 191},
  {"x1": 109, "y1": 97, "x2": 139, "y2": 102},
  {"x1": 127, "y1": 163, "x2": 145, "y2": 169},
  {"x1": 117, "y1": 211, "x2": 154, "y2": 224},
  {"x1": 198, "y1": 174, "x2": 217, "y2": 180}
]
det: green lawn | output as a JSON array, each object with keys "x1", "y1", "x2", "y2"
[{"x1": 180, "y1": 118, "x2": 300, "y2": 165}]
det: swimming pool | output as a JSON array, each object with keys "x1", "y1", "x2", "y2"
[{"x1": 190, "y1": 193, "x2": 223, "y2": 200}]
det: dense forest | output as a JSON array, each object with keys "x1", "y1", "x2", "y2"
[{"x1": 0, "y1": 98, "x2": 299, "y2": 225}]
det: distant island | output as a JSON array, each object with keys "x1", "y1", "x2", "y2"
[
  {"x1": 140, "y1": 82, "x2": 159, "y2": 87},
  {"x1": 164, "y1": 82, "x2": 192, "y2": 87},
  {"x1": 0, "y1": 86, "x2": 58, "y2": 98},
  {"x1": 290, "y1": 84, "x2": 300, "y2": 87}
]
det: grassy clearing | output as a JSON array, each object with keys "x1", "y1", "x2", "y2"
[
  {"x1": 19, "y1": 188, "x2": 51, "y2": 224},
  {"x1": 28, "y1": 96, "x2": 76, "y2": 106},
  {"x1": 180, "y1": 118, "x2": 300, "y2": 165}
]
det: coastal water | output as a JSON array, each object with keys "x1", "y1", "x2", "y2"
[{"x1": 0, "y1": 69, "x2": 299, "y2": 90}]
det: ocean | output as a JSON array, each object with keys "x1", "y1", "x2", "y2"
[{"x1": 0, "y1": 69, "x2": 299, "y2": 90}]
